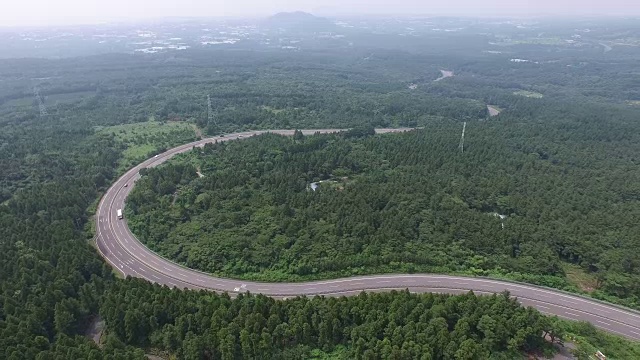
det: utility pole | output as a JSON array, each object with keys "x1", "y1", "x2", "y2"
[{"x1": 458, "y1": 122, "x2": 466, "y2": 153}]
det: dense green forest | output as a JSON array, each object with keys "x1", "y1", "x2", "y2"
[
  {"x1": 2, "y1": 17, "x2": 640, "y2": 359},
  {"x1": 127, "y1": 120, "x2": 640, "y2": 307},
  {"x1": 102, "y1": 279, "x2": 560, "y2": 359}
]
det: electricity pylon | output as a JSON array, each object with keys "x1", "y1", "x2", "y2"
[
  {"x1": 34, "y1": 87, "x2": 48, "y2": 117},
  {"x1": 458, "y1": 122, "x2": 466, "y2": 153}
]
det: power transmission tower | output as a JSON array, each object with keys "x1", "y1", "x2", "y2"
[
  {"x1": 458, "y1": 122, "x2": 466, "y2": 153},
  {"x1": 207, "y1": 94, "x2": 218, "y2": 127},
  {"x1": 33, "y1": 87, "x2": 48, "y2": 117}
]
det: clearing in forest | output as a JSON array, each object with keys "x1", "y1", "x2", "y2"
[
  {"x1": 434, "y1": 69, "x2": 454, "y2": 81},
  {"x1": 85, "y1": 316, "x2": 105, "y2": 347},
  {"x1": 261, "y1": 105, "x2": 286, "y2": 114},
  {"x1": 96, "y1": 120, "x2": 197, "y2": 172},
  {"x1": 487, "y1": 105, "x2": 502, "y2": 116},
  {"x1": 514, "y1": 90, "x2": 544, "y2": 98},
  {"x1": 0, "y1": 90, "x2": 95, "y2": 109},
  {"x1": 564, "y1": 263, "x2": 599, "y2": 293}
]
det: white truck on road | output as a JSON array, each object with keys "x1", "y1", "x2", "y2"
[{"x1": 117, "y1": 209, "x2": 123, "y2": 220}]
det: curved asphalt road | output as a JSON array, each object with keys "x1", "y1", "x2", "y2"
[{"x1": 95, "y1": 128, "x2": 640, "y2": 341}]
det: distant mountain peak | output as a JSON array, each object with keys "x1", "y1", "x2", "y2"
[
  {"x1": 264, "y1": 11, "x2": 336, "y2": 32},
  {"x1": 269, "y1": 11, "x2": 318, "y2": 19}
]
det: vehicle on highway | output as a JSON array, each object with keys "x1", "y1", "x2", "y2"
[
  {"x1": 154, "y1": 155, "x2": 159, "y2": 158},
  {"x1": 124, "y1": 183, "x2": 128, "y2": 187},
  {"x1": 95, "y1": 129, "x2": 640, "y2": 341}
]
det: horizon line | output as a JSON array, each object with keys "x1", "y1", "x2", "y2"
[{"x1": 1, "y1": 12, "x2": 638, "y2": 29}]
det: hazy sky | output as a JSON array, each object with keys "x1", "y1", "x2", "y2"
[{"x1": 2, "y1": 0, "x2": 638, "y2": 27}]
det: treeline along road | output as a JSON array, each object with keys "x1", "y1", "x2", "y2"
[{"x1": 95, "y1": 129, "x2": 640, "y2": 341}]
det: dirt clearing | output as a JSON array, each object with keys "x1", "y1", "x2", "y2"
[
  {"x1": 434, "y1": 69, "x2": 454, "y2": 81},
  {"x1": 487, "y1": 105, "x2": 501, "y2": 117}
]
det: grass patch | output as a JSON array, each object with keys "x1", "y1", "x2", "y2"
[
  {"x1": 123, "y1": 144, "x2": 156, "y2": 161},
  {"x1": 564, "y1": 263, "x2": 599, "y2": 293},
  {"x1": 308, "y1": 345, "x2": 350, "y2": 359},
  {"x1": 514, "y1": 90, "x2": 544, "y2": 98},
  {"x1": 261, "y1": 105, "x2": 286, "y2": 114},
  {"x1": 561, "y1": 320, "x2": 640, "y2": 359},
  {"x1": 85, "y1": 215, "x2": 96, "y2": 240},
  {"x1": 1, "y1": 90, "x2": 97, "y2": 109},
  {"x1": 96, "y1": 120, "x2": 197, "y2": 173},
  {"x1": 190, "y1": 123, "x2": 203, "y2": 139},
  {"x1": 1, "y1": 96, "x2": 33, "y2": 108},
  {"x1": 96, "y1": 120, "x2": 194, "y2": 142}
]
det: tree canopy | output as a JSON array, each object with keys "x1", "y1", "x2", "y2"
[
  {"x1": 128, "y1": 124, "x2": 640, "y2": 307},
  {"x1": 2, "y1": 17, "x2": 640, "y2": 359},
  {"x1": 103, "y1": 278, "x2": 557, "y2": 360}
]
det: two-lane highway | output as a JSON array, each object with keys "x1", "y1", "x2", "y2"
[{"x1": 95, "y1": 128, "x2": 640, "y2": 341}]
